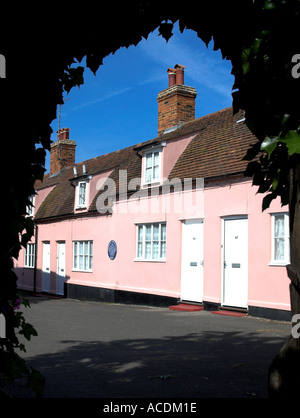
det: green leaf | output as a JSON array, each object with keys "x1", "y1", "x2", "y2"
[
  {"x1": 272, "y1": 172, "x2": 279, "y2": 191},
  {"x1": 279, "y1": 130, "x2": 300, "y2": 156},
  {"x1": 26, "y1": 368, "x2": 45, "y2": 398},
  {"x1": 263, "y1": 1, "x2": 277, "y2": 10},
  {"x1": 20, "y1": 322, "x2": 38, "y2": 341},
  {"x1": 22, "y1": 298, "x2": 31, "y2": 308},
  {"x1": 260, "y1": 136, "x2": 278, "y2": 158}
]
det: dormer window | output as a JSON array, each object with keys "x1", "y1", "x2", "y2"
[
  {"x1": 76, "y1": 180, "x2": 88, "y2": 209},
  {"x1": 26, "y1": 194, "x2": 35, "y2": 217},
  {"x1": 134, "y1": 141, "x2": 165, "y2": 187},
  {"x1": 145, "y1": 150, "x2": 160, "y2": 183},
  {"x1": 78, "y1": 182, "x2": 87, "y2": 206}
]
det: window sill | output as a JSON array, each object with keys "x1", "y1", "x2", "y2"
[
  {"x1": 134, "y1": 258, "x2": 166, "y2": 263},
  {"x1": 141, "y1": 181, "x2": 161, "y2": 188},
  {"x1": 71, "y1": 269, "x2": 93, "y2": 273},
  {"x1": 269, "y1": 261, "x2": 290, "y2": 267}
]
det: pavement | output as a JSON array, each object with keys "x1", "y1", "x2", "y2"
[{"x1": 7, "y1": 293, "x2": 291, "y2": 399}]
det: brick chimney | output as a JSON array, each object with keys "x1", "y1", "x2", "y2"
[
  {"x1": 157, "y1": 64, "x2": 197, "y2": 135},
  {"x1": 50, "y1": 128, "x2": 76, "y2": 175}
]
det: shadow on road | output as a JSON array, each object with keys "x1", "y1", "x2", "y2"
[{"x1": 10, "y1": 327, "x2": 288, "y2": 398}]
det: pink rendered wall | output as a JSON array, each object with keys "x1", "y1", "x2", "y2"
[
  {"x1": 33, "y1": 185, "x2": 55, "y2": 216},
  {"x1": 203, "y1": 178, "x2": 290, "y2": 311},
  {"x1": 15, "y1": 158, "x2": 290, "y2": 312},
  {"x1": 140, "y1": 133, "x2": 195, "y2": 184},
  {"x1": 162, "y1": 133, "x2": 196, "y2": 179}
]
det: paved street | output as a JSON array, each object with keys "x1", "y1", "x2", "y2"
[{"x1": 8, "y1": 294, "x2": 291, "y2": 398}]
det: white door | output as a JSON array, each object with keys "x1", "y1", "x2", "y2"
[
  {"x1": 223, "y1": 217, "x2": 248, "y2": 308},
  {"x1": 42, "y1": 242, "x2": 51, "y2": 293},
  {"x1": 56, "y1": 242, "x2": 66, "y2": 295},
  {"x1": 181, "y1": 219, "x2": 204, "y2": 303}
]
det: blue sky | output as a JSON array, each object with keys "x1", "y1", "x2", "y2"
[{"x1": 47, "y1": 22, "x2": 234, "y2": 172}]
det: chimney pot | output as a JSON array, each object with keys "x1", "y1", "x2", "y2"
[
  {"x1": 167, "y1": 68, "x2": 176, "y2": 87},
  {"x1": 57, "y1": 127, "x2": 70, "y2": 140},
  {"x1": 174, "y1": 64, "x2": 186, "y2": 85}
]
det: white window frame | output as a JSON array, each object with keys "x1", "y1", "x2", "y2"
[
  {"x1": 270, "y1": 212, "x2": 290, "y2": 265},
  {"x1": 26, "y1": 194, "x2": 35, "y2": 217},
  {"x1": 76, "y1": 181, "x2": 88, "y2": 209},
  {"x1": 143, "y1": 148, "x2": 162, "y2": 185},
  {"x1": 24, "y1": 243, "x2": 35, "y2": 268},
  {"x1": 135, "y1": 223, "x2": 166, "y2": 262},
  {"x1": 73, "y1": 240, "x2": 93, "y2": 272}
]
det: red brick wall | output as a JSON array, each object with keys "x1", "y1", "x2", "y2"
[
  {"x1": 50, "y1": 131, "x2": 76, "y2": 174},
  {"x1": 157, "y1": 85, "x2": 197, "y2": 135}
]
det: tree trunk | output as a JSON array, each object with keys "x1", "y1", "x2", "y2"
[{"x1": 268, "y1": 157, "x2": 300, "y2": 398}]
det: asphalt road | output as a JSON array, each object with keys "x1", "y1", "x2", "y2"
[{"x1": 7, "y1": 294, "x2": 291, "y2": 399}]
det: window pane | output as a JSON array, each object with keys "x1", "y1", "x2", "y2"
[
  {"x1": 79, "y1": 255, "x2": 83, "y2": 270},
  {"x1": 84, "y1": 241, "x2": 89, "y2": 255},
  {"x1": 275, "y1": 215, "x2": 284, "y2": 238},
  {"x1": 153, "y1": 224, "x2": 159, "y2": 240},
  {"x1": 84, "y1": 255, "x2": 88, "y2": 270},
  {"x1": 74, "y1": 254, "x2": 77, "y2": 269},
  {"x1": 275, "y1": 238, "x2": 285, "y2": 260},
  {"x1": 161, "y1": 224, "x2": 166, "y2": 240},
  {"x1": 145, "y1": 242, "x2": 151, "y2": 259},
  {"x1": 160, "y1": 241, "x2": 166, "y2": 258},
  {"x1": 137, "y1": 242, "x2": 143, "y2": 258},
  {"x1": 145, "y1": 225, "x2": 152, "y2": 240},
  {"x1": 138, "y1": 225, "x2": 143, "y2": 241},
  {"x1": 89, "y1": 256, "x2": 93, "y2": 270},
  {"x1": 154, "y1": 152, "x2": 159, "y2": 165},
  {"x1": 146, "y1": 153, "x2": 152, "y2": 168},
  {"x1": 146, "y1": 167, "x2": 152, "y2": 183},
  {"x1": 152, "y1": 241, "x2": 159, "y2": 259},
  {"x1": 79, "y1": 242, "x2": 83, "y2": 255},
  {"x1": 152, "y1": 166, "x2": 159, "y2": 179}
]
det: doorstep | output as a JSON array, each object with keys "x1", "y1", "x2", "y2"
[
  {"x1": 210, "y1": 310, "x2": 247, "y2": 317},
  {"x1": 169, "y1": 303, "x2": 204, "y2": 312}
]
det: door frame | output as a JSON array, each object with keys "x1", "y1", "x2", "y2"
[
  {"x1": 42, "y1": 241, "x2": 51, "y2": 293},
  {"x1": 221, "y1": 216, "x2": 248, "y2": 308},
  {"x1": 56, "y1": 241, "x2": 66, "y2": 296},
  {"x1": 180, "y1": 218, "x2": 204, "y2": 303}
]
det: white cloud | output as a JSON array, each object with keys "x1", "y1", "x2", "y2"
[
  {"x1": 73, "y1": 86, "x2": 133, "y2": 111},
  {"x1": 138, "y1": 26, "x2": 233, "y2": 100}
]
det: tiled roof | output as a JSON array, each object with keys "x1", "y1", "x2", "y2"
[
  {"x1": 34, "y1": 107, "x2": 257, "y2": 221},
  {"x1": 168, "y1": 107, "x2": 256, "y2": 180}
]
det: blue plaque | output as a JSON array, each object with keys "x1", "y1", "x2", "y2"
[{"x1": 108, "y1": 240, "x2": 117, "y2": 260}]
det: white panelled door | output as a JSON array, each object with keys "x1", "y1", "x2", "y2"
[
  {"x1": 42, "y1": 242, "x2": 51, "y2": 293},
  {"x1": 223, "y1": 217, "x2": 248, "y2": 308},
  {"x1": 181, "y1": 219, "x2": 204, "y2": 303},
  {"x1": 56, "y1": 242, "x2": 66, "y2": 295}
]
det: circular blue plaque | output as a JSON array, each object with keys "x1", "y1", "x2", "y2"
[{"x1": 108, "y1": 240, "x2": 117, "y2": 260}]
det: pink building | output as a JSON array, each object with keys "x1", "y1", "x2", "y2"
[{"x1": 15, "y1": 65, "x2": 291, "y2": 320}]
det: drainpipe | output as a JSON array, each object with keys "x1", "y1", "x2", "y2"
[{"x1": 33, "y1": 222, "x2": 38, "y2": 294}]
